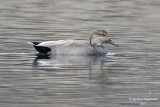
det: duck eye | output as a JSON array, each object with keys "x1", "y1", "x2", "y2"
[{"x1": 102, "y1": 34, "x2": 105, "y2": 36}]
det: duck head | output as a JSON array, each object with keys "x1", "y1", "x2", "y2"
[{"x1": 89, "y1": 30, "x2": 118, "y2": 47}]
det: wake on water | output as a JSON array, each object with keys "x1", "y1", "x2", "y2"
[{"x1": 106, "y1": 52, "x2": 116, "y2": 56}]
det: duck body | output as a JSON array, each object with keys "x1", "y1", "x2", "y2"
[
  {"x1": 29, "y1": 30, "x2": 118, "y2": 55},
  {"x1": 30, "y1": 40, "x2": 108, "y2": 55}
]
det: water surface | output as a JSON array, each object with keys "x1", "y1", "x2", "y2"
[{"x1": 0, "y1": 0, "x2": 160, "y2": 107}]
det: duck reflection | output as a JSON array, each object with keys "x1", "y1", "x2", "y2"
[{"x1": 32, "y1": 54, "x2": 112, "y2": 80}]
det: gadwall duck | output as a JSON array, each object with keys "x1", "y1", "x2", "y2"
[{"x1": 29, "y1": 30, "x2": 118, "y2": 55}]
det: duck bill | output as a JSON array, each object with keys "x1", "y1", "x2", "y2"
[{"x1": 108, "y1": 39, "x2": 118, "y2": 47}]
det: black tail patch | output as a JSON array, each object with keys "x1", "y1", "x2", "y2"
[
  {"x1": 30, "y1": 42, "x2": 51, "y2": 54},
  {"x1": 34, "y1": 46, "x2": 51, "y2": 54}
]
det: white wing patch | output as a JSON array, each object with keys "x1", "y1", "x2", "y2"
[
  {"x1": 37, "y1": 41, "x2": 57, "y2": 47},
  {"x1": 37, "y1": 40, "x2": 79, "y2": 47}
]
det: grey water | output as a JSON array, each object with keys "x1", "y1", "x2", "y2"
[{"x1": 0, "y1": 0, "x2": 160, "y2": 107}]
